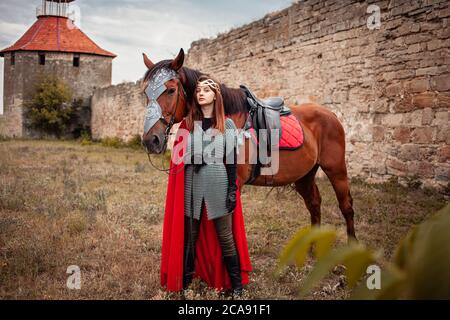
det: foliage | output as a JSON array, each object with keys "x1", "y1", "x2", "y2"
[
  {"x1": 79, "y1": 130, "x2": 93, "y2": 146},
  {"x1": 404, "y1": 174, "x2": 422, "y2": 190},
  {"x1": 100, "y1": 137, "x2": 123, "y2": 148},
  {"x1": 80, "y1": 134, "x2": 147, "y2": 151},
  {"x1": 25, "y1": 76, "x2": 77, "y2": 137},
  {"x1": 125, "y1": 135, "x2": 143, "y2": 150},
  {"x1": 277, "y1": 204, "x2": 450, "y2": 299}
]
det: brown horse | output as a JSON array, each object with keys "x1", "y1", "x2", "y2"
[{"x1": 141, "y1": 48, "x2": 356, "y2": 240}]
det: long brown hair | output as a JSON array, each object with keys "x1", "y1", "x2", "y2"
[{"x1": 185, "y1": 75, "x2": 225, "y2": 133}]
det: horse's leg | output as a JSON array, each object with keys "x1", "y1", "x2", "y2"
[
  {"x1": 320, "y1": 162, "x2": 357, "y2": 240},
  {"x1": 294, "y1": 164, "x2": 322, "y2": 226},
  {"x1": 296, "y1": 104, "x2": 358, "y2": 241}
]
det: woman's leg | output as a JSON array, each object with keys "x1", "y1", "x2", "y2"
[
  {"x1": 213, "y1": 213, "x2": 243, "y2": 295},
  {"x1": 213, "y1": 213, "x2": 237, "y2": 256},
  {"x1": 183, "y1": 207, "x2": 202, "y2": 289}
]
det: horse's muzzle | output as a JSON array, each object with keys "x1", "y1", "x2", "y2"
[{"x1": 142, "y1": 133, "x2": 165, "y2": 154}]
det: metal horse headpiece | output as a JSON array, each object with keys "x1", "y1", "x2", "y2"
[{"x1": 143, "y1": 67, "x2": 178, "y2": 134}]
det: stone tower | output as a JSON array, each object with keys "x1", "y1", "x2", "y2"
[{"x1": 0, "y1": 0, "x2": 116, "y2": 138}]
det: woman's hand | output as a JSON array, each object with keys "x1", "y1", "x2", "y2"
[{"x1": 226, "y1": 185, "x2": 237, "y2": 213}]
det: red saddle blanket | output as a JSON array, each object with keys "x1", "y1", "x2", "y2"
[{"x1": 247, "y1": 114, "x2": 304, "y2": 150}]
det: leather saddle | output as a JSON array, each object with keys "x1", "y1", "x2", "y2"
[
  {"x1": 240, "y1": 85, "x2": 292, "y2": 185},
  {"x1": 241, "y1": 85, "x2": 291, "y2": 117}
]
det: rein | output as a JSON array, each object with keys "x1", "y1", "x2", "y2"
[{"x1": 143, "y1": 79, "x2": 186, "y2": 175}]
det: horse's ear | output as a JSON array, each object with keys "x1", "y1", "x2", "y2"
[
  {"x1": 170, "y1": 48, "x2": 184, "y2": 71},
  {"x1": 143, "y1": 53, "x2": 155, "y2": 69},
  {"x1": 178, "y1": 68, "x2": 187, "y2": 85}
]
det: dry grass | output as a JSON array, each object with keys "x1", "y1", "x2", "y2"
[{"x1": 0, "y1": 139, "x2": 447, "y2": 300}]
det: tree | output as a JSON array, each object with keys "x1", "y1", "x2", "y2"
[{"x1": 26, "y1": 75, "x2": 76, "y2": 138}]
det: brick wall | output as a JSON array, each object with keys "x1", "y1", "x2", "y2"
[
  {"x1": 91, "y1": 80, "x2": 147, "y2": 142},
  {"x1": 184, "y1": 0, "x2": 450, "y2": 191}
]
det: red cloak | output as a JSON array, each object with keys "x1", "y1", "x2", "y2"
[{"x1": 160, "y1": 118, "x2": 252, "y2": 292}]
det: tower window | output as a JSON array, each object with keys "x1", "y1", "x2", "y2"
[
  {"x1": 73, "y1": 54, "x2": 80, "y2": 67},
  {"x1": 11, "y1": 53, "x2": 15, "y2": 65},
  {"x1": 38, "y1": 52, "x2": 45, "y2": 65}
]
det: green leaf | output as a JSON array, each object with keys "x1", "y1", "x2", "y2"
[
  {"x1": 343, "y1": 246, "x2": 377, "y2": 288},
  {"x1": 299, "y1": 242, "x2": 375, "y2": 298},
  {"x1": 277, "y1": 226, "x2": 336, "y2": 276},
  {"x1": 276, "y1": 226, "x2": 311, "y2": 275},
  {"x1": 314, "y1": 230, "x2": 336, "y2": 259},
  {"x1": 279, "y1": 205, "x2": 450, "y2": 300},
  {"x1": 393, "y1": 224, "x2": 417, "y2": 271},
  {"x1": 354, "y1": 204, "x2": 450, "y2": 300},
  {"x1": 402, "y1": 204, "x2": 450, "y2": 299}
]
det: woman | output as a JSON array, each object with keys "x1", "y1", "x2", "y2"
[{"x1": 160, "y1": 75, "x2": 252, "y2": 297}]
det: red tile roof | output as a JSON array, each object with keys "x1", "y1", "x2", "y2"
[{"x1": 0, "y1": 16, "x2": 116, "y2": 58}]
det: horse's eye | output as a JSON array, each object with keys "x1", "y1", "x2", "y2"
[{"x1": 167, "y1": 88, "x2": 176, "y2": 95}]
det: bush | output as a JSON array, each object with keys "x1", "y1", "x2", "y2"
[
  {"x1": 101, "y1": 137, "x2": 123, "y2": 148},
  {"x1": 25, "y1": 76, "x2": 75, "y2": 137},
  {"x1": 126, "y1": 134, "x2": 143, "y2": 150},
  {"x1": 405, "y1": 175, "x2": 422, "y2": 190},
  {"x1": 97, "y1": 135, "x2": 146, "y2": 151},
  {"x1": 79, "y1": 130, "x2": 93, "y2": 146}
]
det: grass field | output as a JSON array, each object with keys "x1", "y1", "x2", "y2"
[{"x1": 0, "y1": 139, "x2": 447, "y2": 299}]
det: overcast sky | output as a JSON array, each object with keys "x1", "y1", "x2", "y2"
[{"x1": 0, "y1": 0, "x2": 293, "y2": 114}]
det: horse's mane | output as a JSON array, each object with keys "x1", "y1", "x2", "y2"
[{"x1": 143, "y1": 62, "x2": 248, "y2": 116}]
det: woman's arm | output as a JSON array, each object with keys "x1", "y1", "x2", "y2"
[
  {"x1": 225, "y1": 145, "x2": 237, "y2": 213},
  {"x1": 225, "y1": 146, "x2": 237, "y2": 188},
  {"x1": 224, "y1": 118, "x2": 239, "y2": 213}
]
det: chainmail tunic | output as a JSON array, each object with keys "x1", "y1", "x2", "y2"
[{"x1": 184, "y1": 117, "x2": 240, "y2": 220}]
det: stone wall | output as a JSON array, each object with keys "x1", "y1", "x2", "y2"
[
  {"x1": 185, "y1": 0, "x2": 450, "y2": 191},
  {"x1": 0, "y1": 51, "x2": 113, "y2": 137},
  {"x1": 91, "y1": 80, "x2": 147, "y2": 142},
  {"x1": 0, "y1": 51, "x2": 24, "y2": 137}
]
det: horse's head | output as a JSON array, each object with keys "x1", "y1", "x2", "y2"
[{"x1": 141, "y1": 48, "x2": 188, "y2": 154}]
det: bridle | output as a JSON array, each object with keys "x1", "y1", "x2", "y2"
[{"x1": 142, "y1": 70, "x2": 187, "y2": 175}]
